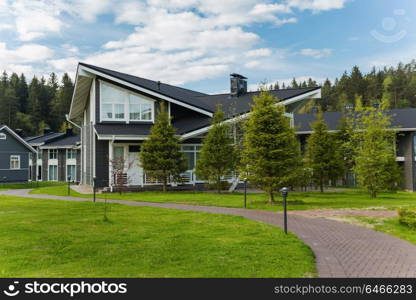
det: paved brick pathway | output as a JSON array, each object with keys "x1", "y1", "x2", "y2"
[{"x1": 1, "y1": 189, "x2": 416, "y2": 278}]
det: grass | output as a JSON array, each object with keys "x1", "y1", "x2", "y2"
[
  {"x1": 0, "y1": 195, "x2": 315, "y2": 278},
  {"x1": 29, "y1": 185, "x2": 416, "y2": 211},
  {"x1": 0, "y1": 181, "x2": 62, "y2": 191},
  {"x1": 351, "y1": 216, "x2": 416, "y2": 245}
]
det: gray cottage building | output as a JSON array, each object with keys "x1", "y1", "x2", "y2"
[
  {"x1": 0, "y1": 125, "x2": 36, "y2": 183},
  {"x1": 25, "y1": 128, "x2": 81, "y2": 182},
  {"x1": 68, "y1": 63, "x2": 321, "y2": 189},
  {"x1": 294, "y1": 109, "x2": 416, "y2": 191}
]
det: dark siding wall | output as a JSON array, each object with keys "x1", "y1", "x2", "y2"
[
  {"x1": 42, "y1": 150, "x2": 48, "y2": 180},
  {"x1": 400, "y1": 132, "x2": 414, "y2": 191},
  {"x1": 0, "y1": 128, "x2": 31, "y2": 182},
  {"x1": 76, "y1": 149, "x2": 81, "y2": 183},
  {"x1": 95, "y1": 138, "x2": 109, "y2": 187},
  {"x1": 31, "y1": 150, "x2": 37, "y2": 181},
  {"x1": 58, "y1": 149, "x2": 66, "y2": 181},
  {"x1": 95, "y1": 79, "x2": 100, "y2": 123}
]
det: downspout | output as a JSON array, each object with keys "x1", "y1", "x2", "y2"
[
  {"x1": 110, "y1": 135, "x2": 115, "y2": 192},
  {"x1": 66, "y1": 114, "x2": 82, "y2": 185}
]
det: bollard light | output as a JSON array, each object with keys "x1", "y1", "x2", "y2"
[{"x1": 279, "y1": 187, "x2": 289, "y2": 234}]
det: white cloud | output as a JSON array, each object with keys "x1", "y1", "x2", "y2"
[
  {"x1": 0, "y1": 0, "x2": 349, "y2": 85},
  {"x1": 0, "y1": 42, "x2": 53, "y2": 77},
  {"x1": 299, "y1": 48, "x2": 332, "y2": 59},
  {"x1": 10, "y1": 0, "x2": 65, "y2": 41},
  {"x1": 0, "y1": 43, "x2": 54, "y2": 63},
  {"x1": 244, "y1": 48, "x2": 273, "y2": 57},
  {"x1": 286, "y1": 0, "x2": 348, "y2": 12}
]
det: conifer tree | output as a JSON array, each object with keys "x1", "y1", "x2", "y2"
[
  {"x1": 305, "y1": 113, "x2": 342, "y2": 192},
  {"x1": 241, "y1": 91, "x2": 301, "y2": 203},
  {"x1": 195, "y1": 105, "x2": 236, "y2": 193},
  {"x1": 335, "y1": 116, "x2": 356, "y2": 184},
  {"x1": 353, "y1": 108, "x2": 401, "y2": 197},
  {"x1": 140, "y1": 104, "x2": 187, "y2": 191}
]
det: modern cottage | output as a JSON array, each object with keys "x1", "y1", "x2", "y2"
[
  {"x1": 25, "y1": 129, "x2": 81, "y2": 182},
  {"x1": 68, "y1": 63, "x2": 321, "y2": 189},
  {"x1": 294, "y1": 109, "x2": 416, "y2": 191},
  {"x1": 0, "y1": 125, "x2": 36, "y2": 183}
]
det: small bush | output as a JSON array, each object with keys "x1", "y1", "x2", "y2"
[{"x1": 398, "y1": 208, "x2": 416, "y2": 229}]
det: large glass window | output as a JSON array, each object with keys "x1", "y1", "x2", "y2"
[
  {"x1": 67, "y1": 149, "x2": 77, "y2": 160},
  {"x1": 180, "y1": 145, "x2": 201, "y2": 171},
  {"x1": 10, "y1": 155, "x2": 20, "y2": 169},
  {"x1": 49, "y1": 149, "x2": 58, "y2": 160},
  {"x1": 114, "y1": 146, "x2": 124, "y2": 160},
  {"x1": 101, "y1": 82, "x2": 154, "y2": 122},
  {"x1": 67, "y1": 165, "x2": 76, "y2": 181},
  {"x1": 48, "y1": 165, "x2": 58, "y2": 181},
  {"x1": 37, "y1": 149, "x2": 42, "y2": 160}
]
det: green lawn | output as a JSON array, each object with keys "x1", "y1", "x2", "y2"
[
  {"x1": 0, "y1": 195, "x2": 315, "y2": 278},
  {"x1": 0, "y1": 181, "x2": 62, "y2": 191},
  {"x1": 30, "y1": 185, "x2": 416, "y2": 211},
  {"x1": 351, "y1": 216, "x2": 416, "y2": 245}
]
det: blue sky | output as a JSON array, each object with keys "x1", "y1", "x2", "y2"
[{"x1": 0, "y1": 0, "x2": 415, "y2": 93}]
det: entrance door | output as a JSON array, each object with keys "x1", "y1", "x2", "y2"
[{"x1": 127, "y1": 151, "x2": 142, "y2": 186}]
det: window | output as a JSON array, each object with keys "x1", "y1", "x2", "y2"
[
  {"x1": 67, "y1": 149, "x2": 77, "y2": 160},
  {"x1": 48, "y1": 165, "x2": 58, "y2": 181},
  {"x1": 129, "y1": 94, "x2": 152, "y2": 121},
  {"x1": 10, "y1": 155, "x2": 20, "y2": 169},
  {"x1": 67, "y1": 165, "x2": 76, "y2": 181},
  {"x1": 49, "y1": 149, "x2": 58, "y2": 160},
  {"x1": 114, "y1": 146, "x2": 124, "y2": 160},
  {"x1": 101, "y1": 81, "x2": 154, "y2": 122},
  {"x1": 37, "y1": 149, "x2": 42, "y2": 160},
  {"x1": 0, "y1": 133, "x2": 6, "y2": 140},
  {"x1": 180, "y1": 145, "x2": 201, "y2": 171}
]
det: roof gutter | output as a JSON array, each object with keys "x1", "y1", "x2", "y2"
[{"x1": 66, "y1": 114, "x2": 82, "y2": 130}]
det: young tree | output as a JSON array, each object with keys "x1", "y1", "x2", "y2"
[
  {"x1": 241, "y1": 91, "x2": 301, "y2": 203},
  {"x1": 335, "y1": 116, "x2": 356, "y2": 185},
  {"x1": 305, "y1": 114, "x2": 343, "y2": 192},
  {"x1": 140, "y1": 104, "x2": 187, "y2": 191},
  {"x1": 353, "y1": 108, "x2": 401, "y2": 198},
  {"x1": 195, "y1": 105, "x2": 236, "y2": 193}
]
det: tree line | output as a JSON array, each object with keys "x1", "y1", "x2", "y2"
[
  {"x1": 0, "y1": 71, "x2": 74, "y2": 136},
  {"x1": 270, "y1": 59, "x2": 416, "y2": 112},
  {"x1": 138, "y1": 91, "x2": 400, "y2": 199}
]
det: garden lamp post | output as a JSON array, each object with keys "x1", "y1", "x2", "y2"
[
  {"x1": 279, "y1": 187, "x2": 289, "y2": 234},
  {"x1": 243, "y1": 178, "x2": 248, "y2": 208},
  {"x1": 67, "y1": 176, "x2": 71, "y2": 195},
  {"x1": 93, "y1": 177, "x2": 96, "y2": 203}
]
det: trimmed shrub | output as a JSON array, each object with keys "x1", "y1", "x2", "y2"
[{"x1": 398, "y1": 208, "x2": 416, "y2": 229}]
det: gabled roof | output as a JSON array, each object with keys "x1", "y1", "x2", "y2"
[
  {"x1": 294, "y1": 108, "x2": 416, "y2": 133},
  {"x1": 78, "y1": 63, "x2": 213, "y2": 115},
  {"x1": 0, "y1": 125, "x2": 36, "y2": 153},
  {"x1": 39, "y1": 134, "x2": 80, "y2": 148},
  {"x1": 25, "y1": 132, "x2": 66, "y2": 145},
  {"x1": 74, "y1": 63, "x2": 321, "y2": 118},
  {"x1": 195, "y1": 87, "x2": 321, "y2": 117}
]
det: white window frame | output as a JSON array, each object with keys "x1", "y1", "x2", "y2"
[
  {"x1": 10, "y1": 155, "x2": 20, "y2": 169},
  {"x1": 100, "y1": 81, "x2": 155, "y2": 123},
  {"x1": 0, "y1": 133, "x2": 6, "y2": 140},
  {"x1": 48, "y1": 149, "x2": 58, "y2": 160},
  {"x1": 66, "y1": 164, "x2": 76, "y2": 182},
  {"x1": 48, "y1": 165, "x2": 58, "y2": 181},
  {"x1": 66, "y1": 149, "x2": 77, "y2": 160},
  {"x1": 37, "y1": 149, "x2": 42, "y2": 160}
]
